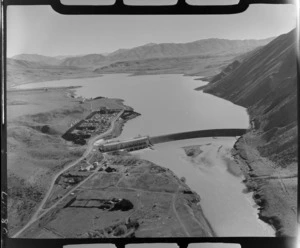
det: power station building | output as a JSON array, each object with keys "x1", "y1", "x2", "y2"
[{"x1": 99, "y1": 136, "x2": 150, "y2": 152}]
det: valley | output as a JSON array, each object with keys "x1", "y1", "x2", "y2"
[{"x1": 6, "y1": 29, "x2": 297, "y2": 239}]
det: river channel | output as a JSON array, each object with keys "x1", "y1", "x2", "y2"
[{"x1": 16, "y1": 74, "x2": 275, "y2": 236}]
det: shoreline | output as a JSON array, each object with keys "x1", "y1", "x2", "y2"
[
  {"x1": 232, "y1": 136, "x2": 278, "y2": 234},
  {"x1": 232, "y1": 133, "x2": 297, "y2": 237},
  {"x1": 8, "y1": 85, "x2": 82, "y2": 92},
  {"x1": 8, "y1": 72, "x2": 206, "y2": 92}
]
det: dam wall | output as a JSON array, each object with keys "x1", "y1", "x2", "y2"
[{"x1": 150, "y1": 129, "x2": 247, "y2": 145}]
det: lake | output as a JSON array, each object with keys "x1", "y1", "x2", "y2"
[{"x1": 16, "y1": 74, "x2": 249, "y2": 139}]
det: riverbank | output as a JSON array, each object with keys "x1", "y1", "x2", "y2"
[
  {"x1": 139, "y1": 137, "x2": 275, "y2": 236},
  {"x1": 7, "y1": 87, "x2": 138, "y2": 235},
  {"x1": 232, "y1": 131, "x2": 297, "y2": 236}
]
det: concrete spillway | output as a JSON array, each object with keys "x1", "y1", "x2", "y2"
[{"x1": 149, "y1": 128, "x2": 247, "y2": 145}]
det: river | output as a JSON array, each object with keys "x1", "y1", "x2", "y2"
[{"x1": 16, "y1": 74, "x2": 274, "y2": 236}]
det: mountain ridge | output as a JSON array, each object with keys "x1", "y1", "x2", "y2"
[{"x1": 10, "y1": 37, "x2": 274, "y2": 68}]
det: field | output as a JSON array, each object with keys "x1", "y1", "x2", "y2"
[
  {"x1": 7, "y1": 87, "x2": 128, "y2": 235},
  {"x1": 19, "y1": 155, "x2": 214, "y2": 238}
]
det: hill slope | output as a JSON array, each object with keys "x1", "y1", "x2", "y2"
[
  {"x1": 6, "y1": 58, "x2": 101, "y2": 88},
  {"x1": 203, "y1": 29, "x2": 297, "y2": 166},
  {"x1": 202, "y1": 29, "x2": 297, "y2": 236}
]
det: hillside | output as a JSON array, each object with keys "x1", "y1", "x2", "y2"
[
  {"x1": 6, "y1": 58, "x2": 101, "y2": 89},
  {"x1": 94, "y1": 54, "x2": 235, "y2": 76},
  {"x1": 202, "y1": 29, "x2": 297, "y2": 236},
  {"x1": 203, "y1": 29, "x2": 297, "y2": 166}
]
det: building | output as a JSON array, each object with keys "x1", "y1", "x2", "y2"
[{"x1": 99, "y1": 136, "x2": 150, "y2": 152}]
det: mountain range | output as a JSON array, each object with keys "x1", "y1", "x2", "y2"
[
  {"x1": 8, "y1": 37, "x2": 274, "y2": 88},
  {"x1": 11, "y1": 37, "x2": 273, "y2": 68}
]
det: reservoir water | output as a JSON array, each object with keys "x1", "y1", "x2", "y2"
[
  {"x1": 16, "y1": 74, "x2": 248, "y2": 139},
  {"x1": 16, "y1": 74, "x2": 274, "y2": 236}
]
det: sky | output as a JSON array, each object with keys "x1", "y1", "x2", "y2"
[{"x1": 7, "y1": 3, "x2": 297, "y2": 57}]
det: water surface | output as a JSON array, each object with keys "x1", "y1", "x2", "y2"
[
  {"x1": 136, "y1": 137, "x2": 275, "y2": 236},
  {"x1": 16, "y1": 74, "x2": 249, "y2": 139}
]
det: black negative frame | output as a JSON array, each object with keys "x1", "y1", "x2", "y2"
[{"x1": 1, "y1": 0, "x2": 299, "y2": 248}]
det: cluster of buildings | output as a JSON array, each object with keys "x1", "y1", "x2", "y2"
[
  {"x1": 62, "y1": 107, "x2": 121, "y2": 145},
  {"x1": 76, "y1": 112, "x2": 118, "y2": 134}
]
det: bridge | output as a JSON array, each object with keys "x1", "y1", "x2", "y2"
[{"x1": 98, "y1": 128, "x2": 247, "y2": 153}]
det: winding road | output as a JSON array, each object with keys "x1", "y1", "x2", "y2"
[{"x1": 12, "y1": 110, "x2": 124, "y2": 238}]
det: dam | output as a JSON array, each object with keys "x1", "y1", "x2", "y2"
[
  {"x1": 98, "y1": 129, "x2": 247, "y2": 153},
  {"x1": 99, "y1": 136, "x2": 150, "y2": 152},
  {"x1": 150, "y1": 128, "x2": 247, "y2": 144}
]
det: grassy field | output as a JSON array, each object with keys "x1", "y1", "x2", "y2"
[
  {"x1": 7, "y1": 87, "x2": 127, "y2": 235},
  {"x1": 19, "y1": 154, "x2": 214, "y2": 238}
]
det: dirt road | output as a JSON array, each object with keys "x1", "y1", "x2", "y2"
[{"x1": 12, "y1": 110, "x2": 124, "y2": 238}]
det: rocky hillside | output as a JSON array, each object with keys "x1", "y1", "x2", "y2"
[{"x1": 203, "y1": 29, "x2": 297, "y2": 167}]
